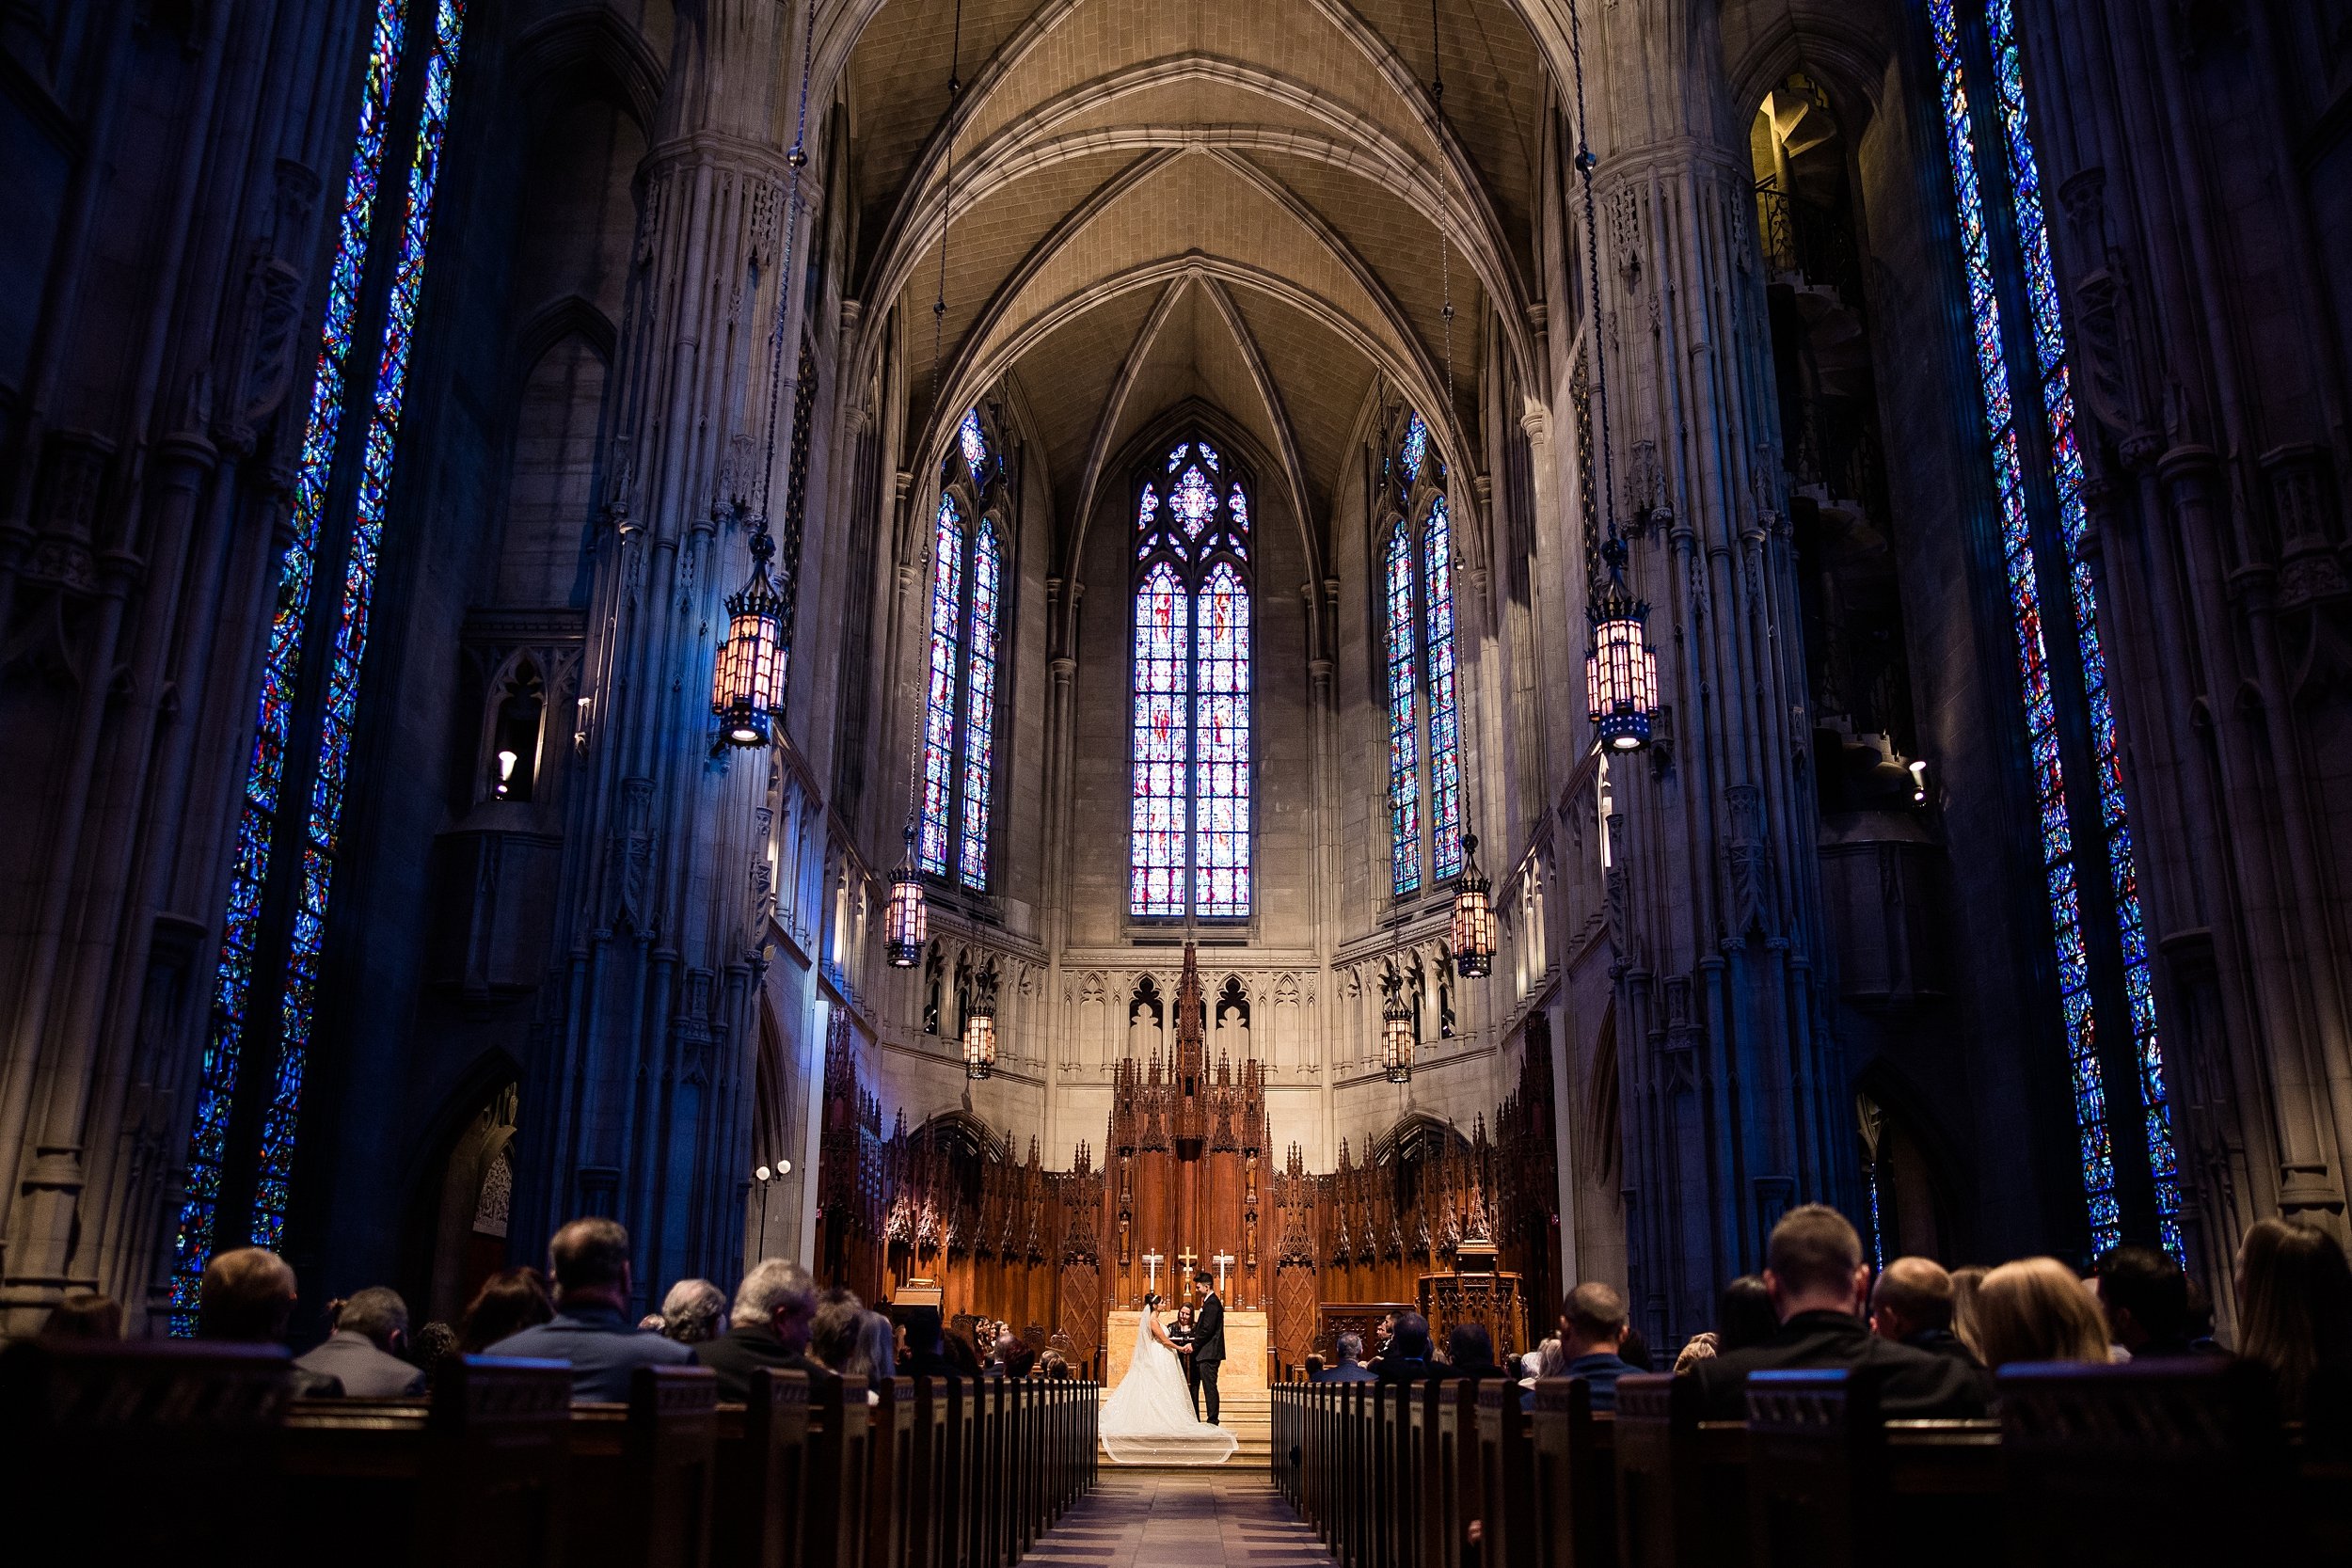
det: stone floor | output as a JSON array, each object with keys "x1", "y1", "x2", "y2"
[{"x1": 1023, "y1": 1469, "x2": 1330, "y2": 1568}]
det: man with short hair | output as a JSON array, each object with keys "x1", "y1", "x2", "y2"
[
  {"x1": 2090, "y1": 1243, "x2": 2204, "y2": 1360},
  {"x1": 485, "y1": 1217, "x2": 695, "y2": 1402},
  {"x1": 1869, "y1": 1257, "x2": 1980, "y2": 1368},
  {"x1": 196, "y1": 1247, "x2": 342, "y2": 1398},
  {"x1": 695, "y1": 1258, "x2": 834, "y2": 1400},
  {"x1": 1559, "y1": 1282, "x2": 1638, "y2": 1411},
  {"x1": 1690, "y1": 1205, "x2": 1989, "y2": 1419},
  {"x1": 1375, "y1": 1311, "x2": 1435, "y2": 1386},
  {"x1": 1322, "y1": 1332, "x2": 1376, "y2": 1383},
  {"x1": 294, "y1": 1286, "x2": 427, "y2": 1397},
  {"x1": 1189, "y1": 1269, "x2": 1226, "y2": 1424}
]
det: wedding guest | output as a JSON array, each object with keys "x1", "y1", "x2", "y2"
[
  {"x1": 1559, "y1": 1283, "x2": 1638, "y2": 1411},
  {"x1": 1871, "y1": 1257, "x2": 1982, "y2": 1369},
  {"x1": 294, "y1": 1286, "x2": 427, "y2": 1397},
  {"x1": 658, "y1": 1278, "x2": 726, "y2": 1344},
  {"x1": 196, "y1": 1247, "x2": 342, "y2": 1399},
  {"x1": 2236, "y1": 1216, "x2": 2352, "y2": 1420},
  {"x1": 483, "y1": 1218, "x2": 694, "y2": 1402},
  {"x1": 39, "y1": 1291, "x2": 122, "y2": 1339},
  {"x1": 1970, "y1": 1257, "x2": 2111, "y2": 1370},
  {"x1": 459, "y1": 1267, "x2": 553, "y2": 1353},
  {"x1": 696, "y1": 1259, "x2": 832, "y2": 1399}
]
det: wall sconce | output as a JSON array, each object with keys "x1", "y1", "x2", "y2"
[
  {"x1": 494, "y1": 749, "x2": 518, "y2": 799},
  {"x1": 1909, "y1": 759, "x2": 1929, "y2": 806}
]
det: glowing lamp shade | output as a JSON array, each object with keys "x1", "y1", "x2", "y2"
[
  {"x1": 884, "y1": 826, "x2": 927, "y2": 967},
  {"x1": 1584, "y1": 537, "x2": 1657, "y2": 752},
  {"x1": 1450, "y1": 832, "x2": 1494, "y2": 978},
  {"x1": 713, "y1": 527, "x2": 787, "y2": 748},
  {"x1": 962, "y1": 1009, "x2": 996, "y2": 1080},
  {"x1": 1381, "y1": 984, "x2": 1413, "y2": 1084}
]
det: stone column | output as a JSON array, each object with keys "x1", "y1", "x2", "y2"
[
  {"x1": 511, "y1": 0, "x2": 793, "y2": 1301},
  {"x1": 1586, "y1": 0, "x2": 1848, "y2": 1338}
]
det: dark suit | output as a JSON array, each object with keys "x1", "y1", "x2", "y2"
[
  {"x1": 692, "y1": 1322, "x2": 837, "y2": 1402},
  {"x1": 1321, "y1": 1360, "x2": 1376, "y2": 1383},
  {"x1": 1191, "y1": 1291, "x2": 1226, "y2": 1424},
  {"x1": 1691, "y1": 1309, "x2": 1990, "y2": 1420}
]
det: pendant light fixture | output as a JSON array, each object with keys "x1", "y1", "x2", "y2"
[
  {"x1": 1568, "y1": 0, "x2": 1658, "y2": 753},
  {"x1": 884, "y1": 824, "x2": 927, "y2": 967},
  {"x1": 1450, "y1": 832, "x2": 1494, "y2": 977},
  {"x1": 709, "y1": 0, "x2": 821, "y2": 752},
  {"x1": 1380, "y1": 955, "x2": 1414, "y2": 1085},
  {"x1": 962, "y1": 958, "x2": 998, "y2": 1080}
]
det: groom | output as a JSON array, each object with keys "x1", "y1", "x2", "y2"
[{"x1": 1188, "y1": 1270, "x2": 1225, "y2": 1425}]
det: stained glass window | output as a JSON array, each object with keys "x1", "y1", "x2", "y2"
[
  {"x1": 174, "y1": 0, "x2": 467, "y2": 1325},
  {"x1": 1933, "y1": 0, "x2": 2177, "y2": 1253},
  {"x1": 1131, "y1": 438, "x2": 1251, "y2": 917},
  {"x1": 1132, "y1": 562, "x2": 1191, "y2": 916},
  {"x1": 1196, "y1": 562, "x2": 1251, "y2": 916},
  {"x1": 1423, "y1": 497, "x2": 1464, "y2": 880},
  {"x1": 1386, "y1": 520, "x2": 1422, "y2": 897},
  {"x1": 958, "y1": 518, "x2": 1001, "y2": 889},
  {"x1": 919, "y1": 410, "x2": 1008, "y2": 891},
  {"x1": 1399, "y1": 413, "x2": 1430, "y2": 488},
  {"x1": 918, "y1": 496, "x2": 963, "y2": 876}
]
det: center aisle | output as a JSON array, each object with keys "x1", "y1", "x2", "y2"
[{"x1": 1023, "y1": 1469, "x2": 1331, "y2": 1568}]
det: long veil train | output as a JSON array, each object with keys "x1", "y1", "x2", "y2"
[{"x1": 1098, "y1": 1307, "x2": 1237, "y2": 1465}]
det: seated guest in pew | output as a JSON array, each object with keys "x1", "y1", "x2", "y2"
[
  {"x1": 1870, "y1": 1258, "x2": 1983, "y2": 1370},
  {"x1": 198, "y1": 1247, "x2": 343, "y2": 1398},
  {"x1": 1688, "y1": 1205, "x2": 1990, "y2": 1420},
  {"x1": 1718, "y1": 1274, "x2": 1778, "y2": 1353},
  {"x1": 1619, "y1": 1326, "x2": 1654, "y2": 1371},
  {"x1": 813, "y1": 1290, "x2": 877, "y2": 1391},
  {"x1": 294, "y1": 1286, "x2": 428, "y2": 1397},
  {"x1": 1966, "y1": 1257, "x2": 2112, "y2": 1370},
  {"x1": 900, "y1": 1306, "x2": 962, "y2": 1382},
  {"x1": 1304, "y1": 1354, "x2": 1326, "y2": 1381},
  {"x1": 1948, "y1": 1266, "x2": 1988, "y2": 1360},
  {"x1": 40, "y1": 1290, "x2": 123, "y2": 1339},
  {"x1": 659, "y1": 1278, "x2": 726, "y2": 1345},
  {"x1": 1444, "y1": 1322, "x2": 1509, "y2": 1382},
  {"x1": 2090, "y1": 1243, "x2": 2208, "y2": 1362},
  {"x1": 458, "y1": 1266, "x2": 553, "y2": 1353},
  {"x1": 2236, "y1": 1216, "x2": 2352, "y2": 1421},
  {"x1": 406, "y1": 1321, "x2": 457, "y2": 1388},
  {"x1": 696, "y1": 1258, "x2": 833, "y2": 1399},
  {"x1": 1375, "y1": 1313, "x2": 1436, "y2": 1386},
  {"x1": 1325, "y1": 1332, "x2": 1377, "y2": 1384},
  {"x1": 1559, "y1": 1282, "x2": 1639, "y2": 1412},
  {"x1": 484, "y1": 1217, "x2": 695, "y2": 1402},
  {"x1": 854, "y1": 1309, "x2": 898, "y2": 1382},
  {"x1": 1038, "y1": 1350, "x2": 1072, "y2": 1378},
  {"x1": 1520, "y1": 1337, "x2": 1569, "y2": 1409}
]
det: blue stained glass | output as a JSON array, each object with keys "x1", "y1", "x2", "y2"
[
  {"x1": 1932, "y1": 0, "x2": 2127, "y2": 1252},
  {"x1": 1423, "y1": 497, "x2": 1463, "y2": 881},
  {"x1": 1982, "y1": 0, "x2": 2182, "y2": 1254},
  {"x1": 1171, "y1": 464, "x2": 1215, "y2": 541},
  {"x1": 958, "y1": 519, "x2": 1000, "y2": 889},
  {"x1": 1167, "y1": 442, "x2": 1188, "y2": 473},
  {"x1": 1194, "y1": 562, "x2": 1251, "y2": 917},
  {"x1": 1386, "y1": 521, "x2": 1421, "y2": 896},
  {"x1": 1400, "y1": 413, "x2": 1429, "y2": 486},
  {"x1": 919, "y1": 498, "x2": 963, "y2": 876},
  {"x1": 959, "y1": 407, "x2": 989, "y2": 474},
  {"x1": 1198, "y1": 441, "x2": 1219, "y2": 472},
  {"x1": 1131, "y1": 562, "x2": 1191, "y2": 915},
  {"x1": 174, "y1": 0, "x2": 411, "y2": 1331},
  {"x1": 249, "y1": 0, "x2": 469, "y2": 1255}
]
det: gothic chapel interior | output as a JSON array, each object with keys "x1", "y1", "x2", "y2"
[{"x1": 6, "y1": 0, "x2": 2352, "y2": 1378}]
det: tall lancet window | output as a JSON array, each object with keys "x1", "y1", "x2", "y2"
[
  {"x1": 172, "y1": 0, "x2": 469, "y2": 1333},
  {"x1": 1383, "y1": 410, "x2": 1466, "y2": 899},
  {"x1": 1130, "y1": 436, "x2": 1253, "y2": 919},
  {"x1": 916, "y1": 407, "x2": 1008, "y2": 891},
  {"x1": 1931, "y1": 0, "x2": 2181, "y2": 1254}
]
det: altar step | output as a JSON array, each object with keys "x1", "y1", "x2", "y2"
[{"x1": 1098, "y1": 1386, "x2": 1273, "y2": 1468}]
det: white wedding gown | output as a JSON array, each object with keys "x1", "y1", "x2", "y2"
[{"x1": 1099, "y1": 1312, "x2": 1237, "y2": 1465}]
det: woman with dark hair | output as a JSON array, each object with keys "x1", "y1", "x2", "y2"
[
  {"x1": 40, "y1": 1291, "x2": 123, "y2": 1338},
  {"x1": 1718, "y1": 1275, "x2": 1778, "y2": 1352},
  {"x1": 2237, "y1": 1216, "x2": 2352, "y2": 1419},
  {"x1": 457, "y1": 1266, "x2": 554, "y2": 1353}
]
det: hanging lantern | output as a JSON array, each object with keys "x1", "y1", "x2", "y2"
[
  {"x1": 713, "y1": 524, "x2": 787, "y2": 748},
  {"x1": 1381, "y1": 968, "x2": 1414, "y2": 1085},
  {"x1": 1451, "y1": 832, "x2": 1494, "y2": 978},
  {"x1": 962, "y1": 962, "x2": 998, "y2": 1080},
  {"x1": 884, "y1": 827, "x2": 927, "y2": 968},
  {"x1": 1585, "y1": 535, "x2": 1658, "y2": 752}
]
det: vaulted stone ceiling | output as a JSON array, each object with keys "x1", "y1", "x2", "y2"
[{"x1": 832, "y1": 0, "x2": 1553, "y2": 561}]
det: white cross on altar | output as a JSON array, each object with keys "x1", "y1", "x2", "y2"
[
  {"x1": 1142, "y1": 1253, "x2": 1164, "y2": 1296},
  {"x1": 1212, "y1": 1251, "x2": 1236, "y2": 1295}
]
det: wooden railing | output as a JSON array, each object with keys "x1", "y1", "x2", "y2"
[
  {"x1": 0, "y1": 1338, "x2": 1099, "y2": 1568},
  {"x1": 1275, "y1": 1361, "x2": 2350, "y2": 1568}
]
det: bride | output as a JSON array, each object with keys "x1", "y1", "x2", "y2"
[{"x1": 1099, "y1": 1292, "x2": 1238, "y2": 1465}]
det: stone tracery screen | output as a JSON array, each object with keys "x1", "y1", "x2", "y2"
[{"x1": 1130, "y1": 438, "x2": 1252, "y2": 918}]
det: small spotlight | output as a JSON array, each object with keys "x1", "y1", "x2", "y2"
[
  {"x1": 1908, "y1": 759, "x2": 1929, "y2": 806},
  {"x1": 754, "y1": 1164, "x2": 771, "y2": 1182},
  {"x1": 777, "y1": 1159, "x2": 792, "y2": 1177},
  {"x1": 495, "y1": 749, "x2": 517, "y2": 799}
]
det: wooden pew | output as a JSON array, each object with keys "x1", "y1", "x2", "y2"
[
  {"x1": 909, "y1": 1375, "x2": 956, "y2": 1568},
  {"x1": 1742, "y1": 1369, "x2": 1999, "y2": 1568},
  {"x1": 564, "y1": 1363, "x2": 720, "y2": 1568},
  {"x1": 867, "y1": 1377, "x2": 915, "y2": 1568},
  {"x1": 1996, "y1": 1359, "x2": 2288, "y2": 1568},
  {"x1": 0, "y1": 1338, "x2": 292, "y2": 1568},
  {"x1": 802, "y1": 1374, "x2": 872, "y2": 1568},
  {"x1": 1435, "y1": 1378, "x2": 1485, "y2": 1568},
  {"x1": 280, "y1": 1354, "x2": 573, "y2": 1568},
  {"x1": 1525, "y1": 1376, "x2": 1615, "y2": 1568},
  {"x1": 1613, "y1": 1372, "x2": 1749, "y2": 1568},
  {"x1": 713, "y1": 1367, "x2": 810, "y2": 1568},
  {"x1": 1474, "y1": 1381, "x2": 1536, "y2": 1568},
  {"x1": 1375, "y1": 1379, "x2": 1410, "y2": 1568}
]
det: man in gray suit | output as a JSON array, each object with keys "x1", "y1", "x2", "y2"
[{"x1": 294, "y1": 1286, "x2": 427, "y2": 1398}]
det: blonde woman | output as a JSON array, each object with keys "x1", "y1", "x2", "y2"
[
  {"x1": 1971, "y1": 1257, "x2": 2111, "y2": 1369},
  {"x1": 1948, "y1": 1265, "x2": 1989, "y2": 1359}
]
